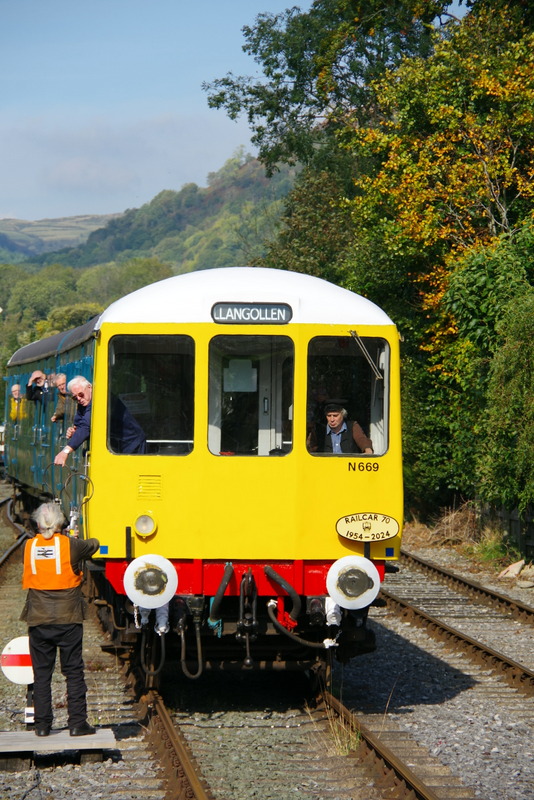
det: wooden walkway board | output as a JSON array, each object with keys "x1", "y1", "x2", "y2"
[{"x1": 0, "y1": 728, "x2": 116, "y2": 753}]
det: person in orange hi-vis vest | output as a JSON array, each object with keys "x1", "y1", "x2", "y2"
[{"x1": 21, "y1": 503, "x2": 100, "y2": 737}]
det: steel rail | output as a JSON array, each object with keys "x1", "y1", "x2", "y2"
[
  {"x1": 401, "y1": 548, "x2": 534, "y2": 623},
  {"x1": 381, "y1": 587, "x2": 534, "y2": 696},
  {"x1": 0, "y1": 495, "x2": 213, "y2": 799},
  {"x1": 143, "y1": 689, "x2": 216, "y2": 800},
  {"x1": 0, "y1": 497, "x2": 29, "y2": 568},
  {"x1": 323, "y1": 690, "x2": 443, "y2": 800}
]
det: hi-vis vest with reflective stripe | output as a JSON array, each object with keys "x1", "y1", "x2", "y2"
[{"x1": 22, "y1": 533, "x2": 82, "y2": 590}]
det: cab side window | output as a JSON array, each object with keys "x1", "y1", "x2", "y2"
[
  {"x1": 307, "y1": 336, "x2": 389, "y2": 456},
  {"x1": 108, "y1": 335, "x2": 195, "y2": 455}
]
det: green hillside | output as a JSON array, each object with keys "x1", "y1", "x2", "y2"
[{"x1": 35, "y1": 153, "x2": 296, "y2": 271}]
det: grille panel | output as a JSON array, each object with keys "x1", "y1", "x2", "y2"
[{"x1": 138, "y1": 475, "x2": 162, "y2": 499}]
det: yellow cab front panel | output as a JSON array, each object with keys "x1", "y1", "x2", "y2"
[{"x1": 84, "y1": 307, "x2": 402, "y2": 599}]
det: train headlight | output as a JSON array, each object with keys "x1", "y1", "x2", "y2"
[
  {"x1": 123, "y1": 554, "x2": 178, "y2": 609},
  {"x1": 134, "y1": 514, "x2": 157, "y2": 537},
  {"x1": 326, "y1": 555, "x2": 381, "y2": 610}
]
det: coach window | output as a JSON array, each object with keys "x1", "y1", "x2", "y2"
[
  {"x1": 108, "y1": 335, "x2": 194, "y2": 455},
  {"x1": 307, "y1": 335, "x2": 389, "y2": 456},
  {"x1": 208, "y1": 335, "x2": 294, "y2": 456}
]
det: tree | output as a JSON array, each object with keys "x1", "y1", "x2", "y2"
[
  {"x1": 34, "y1": 303, "x2": 103, "y2": 339},
  {"x1": 0, "y1": 263, "x2": 31, "y2": 312},
  {"x1": 6, "y1": 265, "x2": 77, "y2": 324},
  {"x1": 346, "y1": 6, "x2": 534, "y2": 258},
  {"x1": 204, "y1": 0, "x2": 450, "y2": 170},
  {"x1": 444, "y1": 229, "x2": 534, "y2": 355},
  {"x1": 76, "y1": 258, "x2": 173, "y2": 306},
  {"x1": 477, "y1": 291, "x2": 534, "y2": 512},
  {"x1": 259, "y1": 152, "x2": 356, "y2": 283},
  {"x1": 328, "y1": 5, "x2": 534, "y2": 509}
]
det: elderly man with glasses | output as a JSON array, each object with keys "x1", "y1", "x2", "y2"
[
  {"x1": 54, "y1": 376, "x2": 146, "y2": 467},
  {"x1": 54, "y1": 377, "x2": 92, "y2": 467}
]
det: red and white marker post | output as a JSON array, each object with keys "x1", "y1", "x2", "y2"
[{"x1": 1, "y1": 636, "x2": 35, "y2": 725}]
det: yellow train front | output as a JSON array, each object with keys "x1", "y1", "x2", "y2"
[{"x1": 8, "y1": 267, "x2": 403, "y2": 676}]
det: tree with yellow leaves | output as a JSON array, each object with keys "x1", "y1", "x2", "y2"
[{"x1": 341, "y1": 5, "x2": 534, "y2": 511}]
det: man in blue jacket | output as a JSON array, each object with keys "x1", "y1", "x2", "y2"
[{"x1": 54, "y1": 376, "x2": 146, "y2": 466}]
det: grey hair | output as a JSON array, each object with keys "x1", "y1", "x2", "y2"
[
  {"x1": 327, "y1": 407, "x2": 348, "y2": 419},
  {"x1": 32, "y1": 503, "x2": 66, "y2": 540},
  {"x1": 67, "y1": 375, "x2": 91, "y2": 393}
]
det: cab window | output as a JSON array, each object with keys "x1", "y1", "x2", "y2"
[
  {"x1": 307, "y1": 335, "x2": 389, "y2": 456},
  {"x1": 108, "y1": 335, "x2": 194, "y2": 455},
  {"x1": 208, "y1": 335, "x2": 294, "y2": 456}
]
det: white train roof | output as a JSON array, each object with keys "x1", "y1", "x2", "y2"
[{"x1": 96, "y1": 267, "x2": 394, "y2": 327}]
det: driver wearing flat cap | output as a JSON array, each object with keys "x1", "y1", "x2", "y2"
[{"x1": 308, "y1": 399, "x2": 373, "y2": 454}]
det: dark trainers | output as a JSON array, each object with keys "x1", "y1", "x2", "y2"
[{"x1": 69, "y1": 722, "x2": 96, "y2": 736}]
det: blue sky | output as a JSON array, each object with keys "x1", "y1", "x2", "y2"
[{"x1": 0, "y1": 0, "x2": 311, "y2": 220}]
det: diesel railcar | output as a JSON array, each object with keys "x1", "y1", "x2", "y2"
[{"x1": 4, "y1": 267, "x2": 403, "y2": 678}]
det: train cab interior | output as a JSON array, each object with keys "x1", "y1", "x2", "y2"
[{"x1": 106, "y1": 332, "x2": 388, "y2": 458}]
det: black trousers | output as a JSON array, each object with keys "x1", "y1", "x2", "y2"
[{"x1": 28, "y1": 624, "x2": 88, "y2": 729}]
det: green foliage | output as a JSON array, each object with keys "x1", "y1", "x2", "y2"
[
  {"x1": 259, "y1": 151, "x2": 355, "y2": 283},
  {"x1": 204, "y1": 0, "x2": 448, "y2": 170},
  {"x1": 465, "y1": 528, "x2": 522, "y2": 567},
  {"x1": 34, "y1": 303, "x2": 103, "y2": 338},
  {"x1": 477, "y1": 291, "x2": 534, "y2": 512},
  {"x1": 76, "y1": 258, "x2": 173, "y2": 306},
  {"x1": 469, "y1": 0, "x2": 534, "y2": 29},
  {"x1": 401, "y1": 355, "x2": 456, "y2": 515},
  {"x1": 402, "y1": 227, "x2": 534, "y2": 514},
  {"x1": 343, "y1": 4, "x2": 534, "y2": 259},
  {"x1": 325, "y1": 4, "x2": 534, "y2": 517},
  {"x1": 0, "y1": 263, "x2": 32, "y2": 310},
  {"x1": 344, "y1": 232, "x2": 433, "y2": 337},
  {"x1": 416, "y1": 225, "x2": 534, "y2": 509},
  {"x1": 444, "y1": 228, "x2": 533, "y2": 353},
  {"x1": 5, "y1": 265, "x2": 78, "y2": 324}
]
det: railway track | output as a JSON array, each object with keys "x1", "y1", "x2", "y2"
[
  {"x1": 333, "y1": 548, "x2": 534, "y2": 800},
  {"x1": 1, "y1": 492, "x2": 532, "y2": 799},
  {"x1": 379, "y1": 549, "x2": 534, "y2": 695},
  {"x1": 0, "y1": 515, "x2": 453, "y2": 800},
  {"x1": 162, "y1": 664, "x2": 466, "y2": 800},
  {"x1": 0, "y1": 491, "x2": 467, "y2": 800},
  {"x1": 0, "y1": 490, "x2": 213, "y2": 799},
  {"x1": 400, "y1": 549, "x2": 534, "y2": 625}
]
